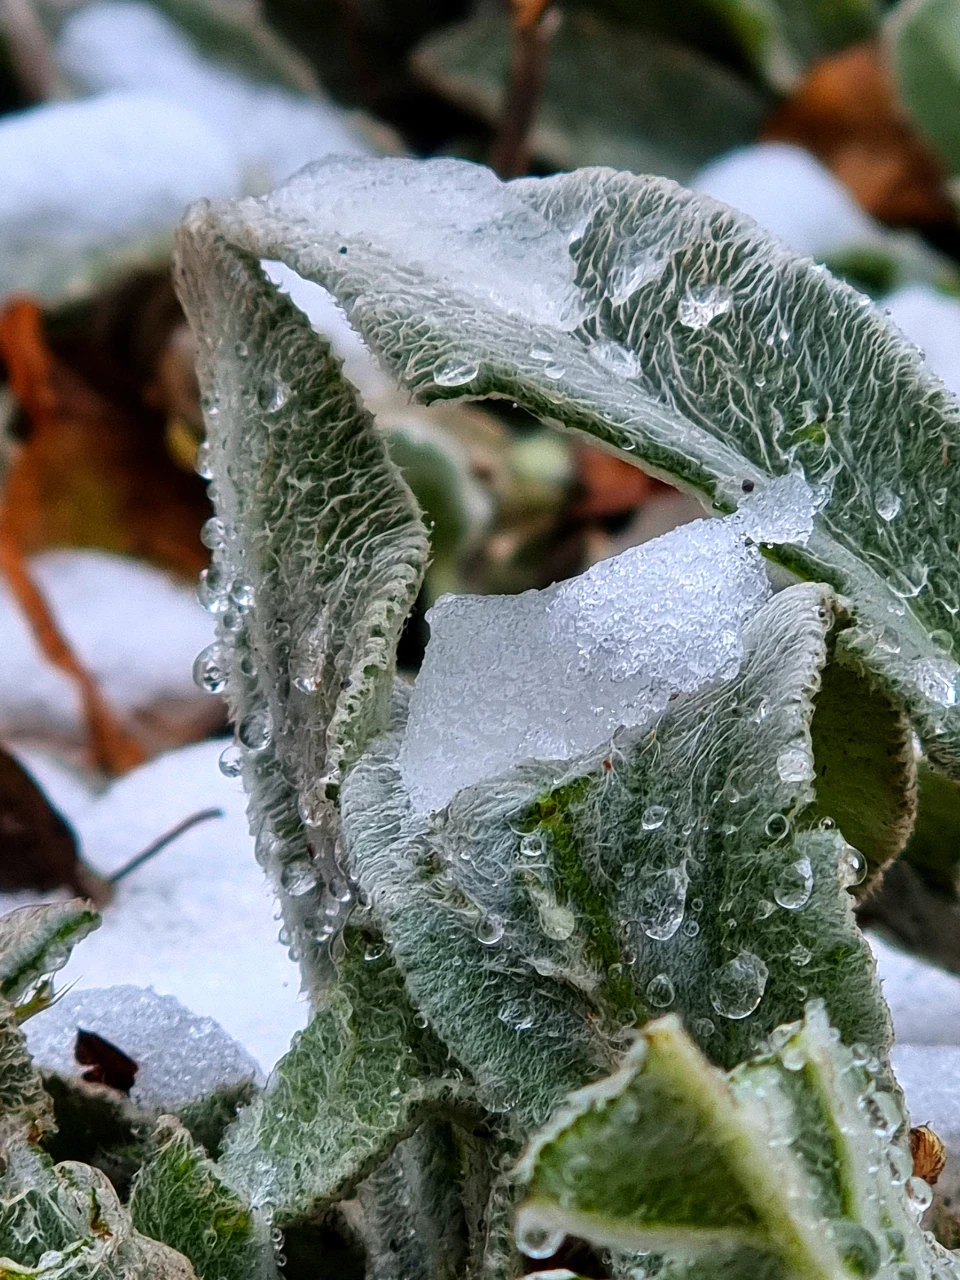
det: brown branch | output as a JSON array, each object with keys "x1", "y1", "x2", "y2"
[{"x1": 489, "y1": 0, "x2": 557, "y2": 179}]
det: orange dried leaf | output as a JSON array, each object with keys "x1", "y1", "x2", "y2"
[
  {"x1": 571, "y1": 443, "x2": 659, "y2": 521},
  {"x1": 911, "y1": 1124, "x2": 947, "y2": 1186},
  {"x1": 763, "y1": 41, "x2": 954, "y2": 227}
]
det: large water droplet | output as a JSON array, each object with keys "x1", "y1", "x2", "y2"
[
  {"x1": 194, "y1": 441, "x2": 213, "y2": 479},
  {"x1": 774, "y1": 857, "x2": 813, "y2": 910},
  {"x1": 238, "y1": 710, "x2": 272, "y2": 751},
  {"x1": 498, "y1": 1000, "x2": 534, "y2": 1032},
  {"x1": 677, "y1": 284, "x2": 733, "y2": 330},
  {"x1": 646, "y1": 972, "x2": 675, "y2": 1008},
  {"x1": 200, "y1": 516, "x2": 226, "y2": 550},
  {"x1": 230, "y1": 578, "x2": 256, "y2": 613},
  {"x1": 517, "y1": 1220, "x2": 565, "y2": 1260},
  {"x1": 709, "y1": 951, "x2": 768, "y2": 1019},
  {"x1": 764, "y1": 813, "x2": 790, "y2": 840},
  {"x1": 197, "y1": 564, "x2": 228, "y2": 613},
  {"x1": 840, "y1": 843, "x2": 867, "y2": 887},
  {"x1": 257, "y1": 374, "x2": 289, "y2": 413},
  {"x1": 193, "y1": 643, "x2": 229, "y2": 694},
  {"x1": 433, "y1": 357, "x2": 479, "y2": 387},
  {"x1": 281, "y1": 858, "x2": 319, "y2": 897},
  {"x1": 641, "y1": 804, "x2": 669, "y2": 831},
  {"x1": 218, "y1": 744, "x2": 243, "y2": 777},
  {"x1": 476, "y1": 915, "x2": 504, "y2": 946},
  {"x1": 875, "y1": 488, "x2": 902, "y2": 521},
  {"x1": 636, "y1": 864, "x2": 688, "y2": 941}
]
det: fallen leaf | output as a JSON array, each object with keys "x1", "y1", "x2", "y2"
[
  {"x1": 763, "y1": 40, "x2": 954, "y2": 227},
  {"x1": 0, "y1": 746, "x2": 109, "y2": 904},
  {"x1": 570, "y1": 442, "x2": 661, "y2": 521},
  {"x1": 74, "y1": 1027, "x2": 138, "y2": 1094},
  {"x1": 911, "y1": 1123, "x2": 947, "y2": 1185}
]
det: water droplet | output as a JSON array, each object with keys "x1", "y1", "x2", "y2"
[
  {"x1": 200, "y1": 516, "x2": 226, "y2": 550},
  {"x1": 520, "y1": 829, "x2": 546, "y2": 858},
  {"x1": 364, "y1": 941, "x2": 386, "y2": 962},
  {"x1": 234, "y1": 340, "x2": 249, "y2": 359},
  {"x1": 498, "y1": 1000, "x2": 534, "y2": 1032},
  {"x1": 775, "y1": 857, "x2": 814, "y2": 909},
  {"x1": 590, "y1": 341, "x2": 639, "y2": 377},
  {"x1": 776, "y1": 744, "x2": 814, "y2": 784},
  {"x1": 755, "y1": 898, "x2": 775, "y2": 920},
  {"x1": 238, "y1": 710, "x2": 272, "y2": 751},
  {"x1": 875, "y1": 488, "x2": 902, "y2": 521},
  {"x1": 413, "y1": 1011, "x2": 428, "y2": 1029},
  {"x1": 693, "y1": 1017, "x2": 715, "y2": 1038},
  {"x1": 826, "y1": 1221, "x2": 881, "y2": 1276},
  {"x1": 641, "y1": 804, "x2": 669, "y2": 830},
  {"x1": 709, "y1": 951, "x2": 768, "y2": 1019},
  {"x1": 636, "y1": 864, "x2": 688, "y2": 941},
  {"x1": 218, "y1": 744, "x2": 243, "y2": 777},
  {"x1": 913, "y1": 656, "x2": 960, "y2": 706},
  {"x1": 293, "y1": 670, "x2": 321, "y2": 694},
  {"x1": 906, "y1": 1176, "x2": 933, "y2": 1217},
  {"x1": 230, "y1": 578, "x2": 256, "y2": 613},
  {"x1": 789, "y1": 943, "x2": 811, "y2": 966},
  {"x1": 764, "y1": 813, "x2": 790, "y2": 840},
  {"x1": 281, "y1": 858, "x2": 319, "y2": 897},
  {"x1": 677, "y1": 284, "x2": 733, "y2": 330},
  {"x1": 433, "y1": 357, "x2": 479, "y2": 387},
  {"x1": 517, "y1": 1221, "x2": 565, "y2": 1260},
  {"x1": 220, "y1": 607, "x2": 244, "y2": 634},
  {"x1": 194, "y1": 441, "x2": 213, "y2": 479},
  {"x1": 682, "y1": 918, "x2": 700, "y2": 938},
  {"x1": 646, "y1": 972, "x2": 675, "y2": 1008},
  {"x1": 257, "y1": 374, "x2": 289, "y2": 413},
  {"x1": 840, "y1": 843, "x2": 867, "y2": 887},
  {"x1": 859, "y1": 1089, "x2": 902, "y2": 1141},
  {"x1": 197, "y1": 564, "x2": 229, "y2": 613},
  {"x1": 193, "y1": 643, "x2": 229, "y2": 694},
  {"x1": 476, "y1": 915, "x2": 504, "y2": 946}
]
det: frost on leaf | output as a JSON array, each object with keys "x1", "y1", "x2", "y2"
[
  {"x1": 516, "y1": 1003, "x2": 955, "y2": 1280},
  {"x1": 178, "y1": 156, "x2": 960, "y2": 779},
  {"x1": 343, "y1": 584, "x2": 892, "y2": 1128}
]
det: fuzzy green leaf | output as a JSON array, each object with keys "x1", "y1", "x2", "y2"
[
  {"x1": 0, "y1": 902, "x2": 99, "y2": 1007},
  {"x1": 218, "y1": 924, "x2": 466, "y2": 1225},
  {"x1": 0, "y1": 1141, "x2": 197, "y2": 1278},
  {"x1": 517, "y1": 1002, "x2": 955, "y2": 1279},
  {"x1": 343, "y1": 585, "x2": 892, "y2": 1131},
  {"x1": 413, "y1": 7, "x2": 767, "y2": 179},
  {"x1": 174, "y1": 222, "x2": 427, "y2": 991},
  {"x1": 130, "y1": 1117, "x2": 273, "y2": 1280},
  {"x1": 0, "y1": 1001, "x2": 53, "y2": 1144},
  {"x1": 176, "y1": 157, "x2": 960, "y2": 780}
]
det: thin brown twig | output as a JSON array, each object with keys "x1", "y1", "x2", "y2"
[
  {"x1": 489, "y1": 0, "x2": 557, "y2": 179},
  {"x1": 109, "y1": 807, "x2": 224, "y2": 884}
]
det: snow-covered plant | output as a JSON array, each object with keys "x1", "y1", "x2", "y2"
[{"x1": 6, "y1": 154, "x2": 960, "y2": 1278}]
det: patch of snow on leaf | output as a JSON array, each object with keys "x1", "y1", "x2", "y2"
[{"x1": 400, "y1": 474, "x2": 818, "y2": 813}]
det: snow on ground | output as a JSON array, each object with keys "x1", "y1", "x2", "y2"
[{"x1": 0, "y1": 550, "x2": 214, "y2": 743}]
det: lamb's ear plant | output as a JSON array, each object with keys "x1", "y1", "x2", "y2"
[{"x1": 160, "y1": 155, "x2": 960, "y2": 1276}]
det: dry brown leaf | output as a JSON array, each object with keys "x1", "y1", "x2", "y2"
[
  {"x1": 763, "y1": 40, "x2": 954, "y2": 227},
  {"x1": 570, "y1": 442, "x2": 660, "y2": 521},
  {"x1": 911, "y1": 1123, "x2": 948, "y2": 1186}
]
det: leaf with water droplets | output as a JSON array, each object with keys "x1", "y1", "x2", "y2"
[
  {"x1": 177, "y1": 155, "x2": 960, "y2": 782},
  {"x1": 516, "y1": 1002, "x2": 960, "y2": 1279}
]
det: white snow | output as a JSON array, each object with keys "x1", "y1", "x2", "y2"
[
  {"x1": 871, "y1": 932, "x2": 960, "y2": 1047},
  {"x1": 0, "y1": 739, "x2": 307, "y2": 1072},
  {"x1": 25, "y1": 984, "x2": 262, "y2": 1110},
  {"x1": 56, "y1": 1, "x2": 371, "y2": 192},
  {"x1": 0, "y1": 90, "x2": 236, "y2": 298},
  {"x1": 693, "y1": 143, "x2": 879, "y2": 260},
  {"x1": 0, "y1": 551, "x2": 214, "y2": 745},
  {"x1": 399, "y1": 473, "x2": 818, "y2": 813},
  {"x1": 884, "y1": 285, "x2": 960, "y2": 398}
]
